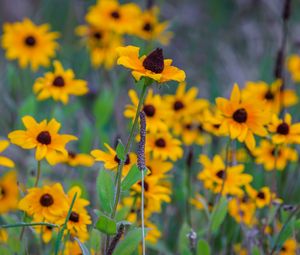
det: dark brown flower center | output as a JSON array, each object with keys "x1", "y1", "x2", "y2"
[
  {"x1": 93, "y1": 32, "x2": 102, "y2": 40},
  {"x1": 276, "y1": 122, "x2": 289, "y2": 135},
  {"x1": 69, "y1": 211, "x2": 80, "y2": 222},
  {"x1": 37, "y1": 131, "x2": 51, "y2": 145},
  {"x1": 216, "y1": 170, "x2": 225, "y2": 179},
  {"x1": 233, "y1": 108, "x2": 247, "y2": 123},
  {"x1": 264, "y1": 90, "x2": 274, "y2": 100},
  {"x1": 173, "y1": 100, "x2": 184, "y2": 111},
  {"x1": 143, "y1": 48, "x2": 164, "y2": 74},
  {"x1": 257, "y1": 191, "x2": 265, "y2": 199},
  {"x1": 114, "y1": 154, "x2": 130, "y2": 165},
  {"x1": 52, "y1": 76, "x2": 65, "y2": 87},
  {"x1": 46, "y1": 225, "x2": 53, "y2": 230},
  {"x1": 213, "y1": 124, "x2": 220, "y2": 129},
  {"x1": 40, "y1": 194, "x2": 54, "y2": 207},
  {"x1": 68, "y1": 151, "x2": 77, "y2": 159},
  {"x1": 0, "y1": 186, "x2": 5, "y2": 198},
  {"x1": 155, "y1": 138, "x2": 166, "y2": 148},
  {"x1": 111, "y1": 10, "x2": 120, "y2": 19},
  {"x1": 138, "y1": 181, "x2": 149, "y2": 191},
  {"x1": 143, "y1": 104, "x2": 156, "y2": 117},
  {"x1": 271, "y1": 148, "x2": 281, "y2": 157},
  {"x1": 143, "y1": 22, "x2": 152, "y2": 32},
  {"x1": 280, "y1": 246, "x2": 286, "y2": 252},
  {"x1": 241, "y1": 196, "x2": 249, "y2": 203},
  {"x1": 24, "y1": 36, "x2": 36, "y2": 46},
  {"x1": 185, "y1": 124, "x2": 192, "y2": 130}
]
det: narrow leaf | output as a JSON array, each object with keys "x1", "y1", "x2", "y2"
[
  {"x1": 121, "y1": 165, "x2": 142, "y2": 191},
  {"x1": 74, "y1": 237, "x2": 91, "y2": 255},
  {"x1": 116, "y1": 140, "x2": 125, "y2": 161},
  {"x1": 96, "y1": 215, "x2": 117, "y2": 235},
  {"x1": 197, "y1": 239, "x2": 210, "y2": 255},
  {"x1": 210, "y1": 196, "x2": 228, "y2": 233},
  {"x1": 96, "y1": 169, "x2": 114, "y2": 214}
]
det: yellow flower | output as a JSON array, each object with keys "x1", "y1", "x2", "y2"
[
  {"x1": 117, "y1": 46, "x2": 185, "y2": 83},
  {"x1": 0, "y1": 229, "x2": 8, "y2": 243},
  {"x1": 86, "y1": 0, "x2": 141, "y2": 34},
  {"x1": 61, "y1": 241, "x2": 85, "y2": 255},
  {"x1": 287, "y1": 54, "x2": 300, "y2": 82},
  {"x1": 145, "y1": 131, "x2": 183, "y2": 161},
  {"x1": 242, "y1": 80, "x2": 298, "y2": 114},
  {"x1": 75, "y1": 24, "x2": 123, "y2": 69},
  {"x1": 145, "y1": 153, "x2": 173, "y2": 177},
  {"x1": 279, "y1": 238, "x2": 297, "y2": 255},
  {"x1": 18, "y1": 183, "x2": 69, "y2": 221},
  {"x1": 55, "y1": 150, "x2": 94, "y2": 167},
  {"x1": 56, "y1": 186, "x2": 91, "y2": 242},
  {"x1": 145, "y1": 220, "x2": 161, "y2": 245},
  {"x1": 0, "y1": 170, "x2": 19, "y2": 214},
  {"x1": 33, "y1": 61, "x2": 88, "y2": 104},
  {"x1": 189, "y1": 193, "x2": 206, "y2": 210},
  {"x1": 202, "y1": 107, "x2": 226, "y2": 137},
  {"x1": 246, "y1": 185, "x2": 274, "y2": 208},
  {"x1": 216, "y1": 83, "x2": 270, "y2": 150},
  {"x1": 91, "y1": 143, "x2": 137, "y2": 176},
  {"x1": 268, "y1": 113, "x2": 300, "y2": 145},
  {"x1": 253, "y1": 140, "x2": 298, "y2": 171},
  {"x1": 228, "y1": 196, "x2": 256, "y2": 227},
  {"x1": 221, "y1": 147, "x2": 249, "y2": 164},
  {"x1": 124, "y1": 89, "x2": 170, "y2": 133},
  {"x1": 34, "y1": 223, "x2": 57, "y2": 243},
  {"x1": 198, "y1": 155, "x2": 252, "y2": 196},
  {"x1": 1, "y1": 18, "x2": 59, "y2": 71},
  {"x1": 134, "y1": 6, "x2": 173, "y2": 45},
  {"x1": 0, "y1": 140, "x2": 15, "y2": 168},
  {"x1": 8, "y1": 116, "x2": 77, "y2": 165}
]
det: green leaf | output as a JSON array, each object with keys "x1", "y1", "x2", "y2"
[
  {"x1": 210, "y1": 196, "x2": 228, "y2": 233},
  {"x1": 178, "y1": 223, "x2": 192, "y2": 255},
  {"x1": 116, "y1": 139, "x2": 125, "y2": 161},
  {"x1": 74, "y1": 237, "x2": 91, "y2": 255},
  {"x1": 197, "y1": 239, "x2": 210, "y2": 255},
  {"x1": 113, "y1": 228, "x2": 143, "y2": 255},
  {"x1": 95, "y1": 215, "x2": 117, "y2": 235},
  {"x1": 121, "y1": 165, "x2": 142, "y2": 191},
  {"x1": 96, "y1": 169, "x2": 114, "y2": 214},
  {"x1": 251, "y1": 246, "x2": 261, "y2": 255}
]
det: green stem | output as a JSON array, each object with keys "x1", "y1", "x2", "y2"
[
  {"x1": 185, "y1": 147, "x2": 193, "y2": 228},
  {"x1": 1, "y1": 222, "x2": 58, "y2": 229},
  {"x1": 105, "y1": 79, "x2": 150, "y2": 255},
  {"x1": 34, "y1": 160, "x2": 42, "y2": 187}
]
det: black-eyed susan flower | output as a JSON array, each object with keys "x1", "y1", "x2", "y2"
[
  {"x1": 145, "y1": 220, "x2": 161, "y2": 245},
  {"x1": 216, "y1": 83, "x2": 270, "y2": 150},
  {"x1": 202, "y1": 107, "x2": 226, "y2": 137},
  {"x1": 1, "y1": 18, "x2": 59, "y2": 71},
  {"x1": 242, "y1": 80, "x2": 298, "y2": 114},
  {"x1": 228, "y1": 196, "x2": 256, "y2": 227},
  {"x1": 246, "y1": 185, "x2": 277, "y2": 208},
  {"x1": 55, "y1": 150, "x2": 94, "y2": 167},
  {"x1": 33, "y1": 61, "x2": 88, "y2": 104},
  {"x1": 56, "y1": 186, "x2": 91, "y2": 242},
  {"x1": 145, "y1": 131, "x2": 183, "y2": 161},
  {"x1": 134, "y1": 6, "x2": 173, "y2": 45},
  {"x1": 18, "y1": 183, "x2": 69, "y2": 221},
  {"x1": 117, "y1": 46, "x2": 186, "y2": 83},
  {"x1": 253, "y1": 140, "x2": 298, "y2": 171},
  {"x1": 62, "y1": 241, "x2": 87, "y2": 255},
  {"x1": 268, "y1": 113, "x2": 300, "y2": 145},
  {"x1": 0, "y1": 140, "x2": 15, "y2": 168},
  {"x1": 86, "y1": 0, "x2": 141, "y2": 34},
  {"x1": 287, "y1": 54, "x2": 300, "y2": 83},
  {"x1": 0, "y1": 170, "x2": 19, "y2": 214},
  {"x1": 75, "y1": 24, "x2": 123, "y2": 69},
  {"x1": 91, "y1": 143, "x2": 137, "y2": 176},
  {"x1": 124, "y1": 89, "x2": 170, "y2": 132},
  {"x1": 198, "y1": 155, "x2": 252, "y2": 196},
  {"x1": 279, "y1": 238, "x2": 297, "y2": 255},
  {"x1": 145, "y1": 153, "x2": 173, "y2": 177},
  {"x1": 34, "y1": 223, "x2": 57, "y2": 243},
  {"x1": 8, "y1": 116, "x2": 77, "y2": 165}
]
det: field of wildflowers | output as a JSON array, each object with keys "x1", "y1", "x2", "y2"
[{"x1": 1, "y1": 0, "x2": 300, "y2": 254}]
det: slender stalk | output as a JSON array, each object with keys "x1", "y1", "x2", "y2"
[
  {"x1": 185, "y1": 147, "x2": 193, "y2": 228},
  {"x1": 1, "y1": 222, "x2": 58, "y2": 229},
  {"x1": 34, "y1": 160, "x2": 42, "y2": 187},
  {"x1": 141, "y1": 168, "x2": 146, "y2": 255}
]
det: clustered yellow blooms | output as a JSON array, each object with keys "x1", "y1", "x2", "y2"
[
  {"x1": 19, "y1": 184, "x2": 91, "y2": 243},
  {"x1": 76, "y1": 0, "x2": 173, "y2": 69}
]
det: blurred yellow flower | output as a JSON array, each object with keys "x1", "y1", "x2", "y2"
[
  {"x1": 134, "y1": 6, "x2": 173, "y2": 45},
  {"x1": 0, "y1": 229, "x2": 8, "y2": 243},
  {"x1": 1, "y1": 18, "x2": 59, "y2": 71},
  {"x1": 216, "y1": 83, "x2": 270, "y2": 150},
  {"x1": 287, "y1": 54, "x2": 300, "y2": 82},
  {"x1": 8, "y1": 116, "x2": 77, "y2": 165},
  {"x1": 253, "y1": 140, "x2": 298, "y2": 171},
  {"x1": 246, "y1": 185, "x2": 274, "y2": 208},
  {"x1": 242, "y1": 80, "x2": 298, "y2": 114},
  {"x1": 117, "y1": 46, "x2": 185, "y2": 83},
  {"x1": 91, "y1": 143, "x2": 137, "y2": 176},
  {"x1": 18, "y1": 183, "x2": 69, "y2": 222},
  {"x1": 0, "y1": 170, "x2": 19, "y2": 214},
  {"x1": 33, "y1": 60, "x2": 88, "y2": 104},
  {"x1": 55, "y1": 150, "x2": 94, "y2": 167},
  {"x1": 268, "y1": 113, "x2": 300, "y2": 145},
  {"x1": 76, "y1": 24, "x2": 123, "y2": 69},
  {"x1": 279, "y1": 238, "x2": 297, "y2": 255},
  {"x1": 198, "y1": 154, "x2": 252, "y2": 196},
  {"x1": 0, "y1": 140, "x2": 15, "y2": 168},
  {"x1": 86, "y1": 0, "x2": 141, "y2": 34},
  {"x1": 34, "y1": 223, "x2": 57, "y2": 243}
]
